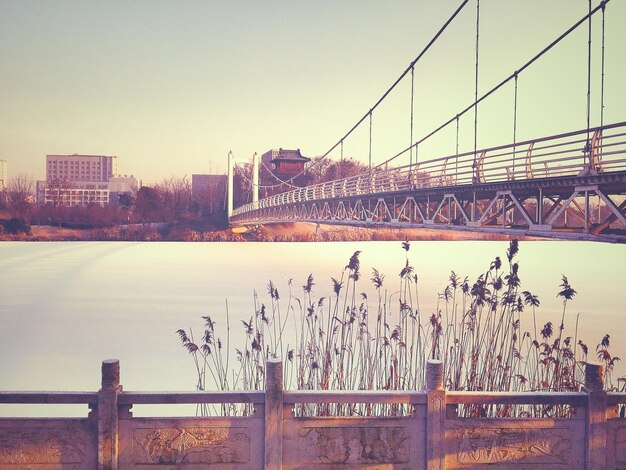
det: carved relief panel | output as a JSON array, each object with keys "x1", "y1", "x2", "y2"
[
  {"x1": 131, "y1": 426, "x2": 250, "y2": 465},
  {"x1": 453, "y1": 427, "x2": 577, "y2": 466},
  {"x1": 0, "y1": 424, "x2": 92, "y2": 467},
  {"x1": 614, "y1": 426, "x2": 626, "y2": 466},
  {"x1": 292, "y1": 425, "x2": 410, "y2": 465}
]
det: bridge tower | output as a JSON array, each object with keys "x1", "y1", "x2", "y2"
[
  {"x1": 253, "y1": 152, "x2": 259, "y2": 209},
  {"x1": 227, "y1": 151, "x2": 260, "y2": 221},
  {"x1": 227, "y1": 151, "x2": 233, "y2": 219}
]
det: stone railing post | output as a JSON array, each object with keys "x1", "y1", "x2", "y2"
[
  {"x1": 98, "y1": 359, "x2": 122, "y2": 470},
  {"x1": 426, "y1": 359, "x2": 445, "y2": 470},
  {"x1": 585, "y1": 362, "x2": 607, "y2": 470},
  {"x1": 265, "y1": 359, "x2": 283, "y2": 470}
]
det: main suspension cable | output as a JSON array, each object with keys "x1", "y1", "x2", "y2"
[
  {"x1": 232, "y1": 155, "x2": 303, "y2": 190},
  {"x1": 228, "y1": 0, "x2": 471, "y2": 190},
  {"x1": 309, "y1": 0, "x2": 471, "y2": 169},
  {"x1": 259, "y1": 159, "x2": 304, "y2": 189},
  {"x1": 374, "y1": 0, "x2": 610, "y2": 170}
]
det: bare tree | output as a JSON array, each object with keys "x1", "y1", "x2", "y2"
[
  {"x1": 192, "y1": 176, "x2": 227, "y2": 217},
  {"x1": 155, "y1": 176, "x2": 193, "y2": 220},
  {"x1": 46, "y1": 178, "x2": 73, "y2": 207},
  {"x1": 46, "y1": 178, "x2": 72, "y2": 227},
  {"x1": 134, "y1": 186, "x2": 160, "y2": 222},
  {"x1": 7, "y1": 174, "x2": 35, "y2": 219}
]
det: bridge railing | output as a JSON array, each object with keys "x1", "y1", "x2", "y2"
[{"x1": 233, "y1": 121, "x2": 626, "y2": 217}]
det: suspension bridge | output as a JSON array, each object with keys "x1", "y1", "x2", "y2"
[{"x1": 227, "y1": 0, "x2": 626, "y2": 242}]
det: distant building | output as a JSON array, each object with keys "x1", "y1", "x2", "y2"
[
  {"x1": 108, "y1": 176, "x2": 139, "y2": 205},
  {"x1": 37, "y1": 180, "x2": 110, "y2": 206},
  {"x1": 261, "y1": 149, "x2": 310, "y2": 178},
  {"x1": 46, "y1": 154, "x2": 117, "y2": 183},
  {"x1": 192, "y1": 174, "x2": 227, "y2": 214},
  {"x1": 38, "y1": 154, "x2": 135, "y2": 207},
  {"x1": 0, "y1": 159, "x2": 6, "y2": 191}
]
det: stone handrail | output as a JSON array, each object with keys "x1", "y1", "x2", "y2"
[
  {"x1": 283, "y1": 390, "x2": 428, "y2": 405},
  {"x1": 0, "y1": 359, "x2": 625, "y2": 469},
  {"x1": 118, "y1": 390, "x2": 265, "y2": 405},
  {"x1": 445, "y1": 390, "x2": 588, "y2": 405},
  {"x1": 0, "y1": 391, "x2": 97, "y2": 404}
]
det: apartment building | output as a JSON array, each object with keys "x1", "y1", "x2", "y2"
[
  {"x1": 46, "y1": 154, "x2": 117, "y2": 183},
  {"x1": 192, "y1": 174, "x2": 227, "y2": 214},
  {"x1": 38, "y1": 154, "x2": 135, "y2": 207}
]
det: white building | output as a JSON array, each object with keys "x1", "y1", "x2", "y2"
[
  {"x1": 108, "y1": 175, "x2": 138, "y2": 193},
  {"x1": 108, "y1": 176, "x2": 139, "y2": 205},
  {"x1": 37, "y1": 181, "x2": 109, "y2": 206},
  {"x1": 39, "y1": 154, "x2": 136, "y2": 207}
]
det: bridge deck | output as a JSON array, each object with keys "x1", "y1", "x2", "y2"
[{"x1": 231, "y1": 123, "x2": 626, "y2": 242}]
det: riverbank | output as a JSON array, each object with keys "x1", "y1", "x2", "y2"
[{"x1": 0, "y1": 221, "x2": 542, "y2": 242}]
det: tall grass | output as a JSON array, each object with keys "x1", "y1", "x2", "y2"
[{"x1": 177, "y1": 240, "x2": 622, "y2": 416}]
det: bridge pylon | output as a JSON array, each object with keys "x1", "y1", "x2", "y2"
[
  {"x1": 253, "y1": 152, "x2": 259, "y2": 209},
  {"x1": 227, "y1": 151, "x2": 233, "y2": 219}
]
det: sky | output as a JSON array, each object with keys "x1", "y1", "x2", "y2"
[{"x1": 1, "y1": 0, "x2": 625, "y2": 185}]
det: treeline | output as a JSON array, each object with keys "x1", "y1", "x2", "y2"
[
  {"x1": 0, "y1": 157, "x2": 369, "y2": 235},
  {"x1": 0, "y1": 174, "x2": 227, "y2": 234}
]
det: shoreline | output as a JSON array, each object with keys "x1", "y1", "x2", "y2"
[{"x1": 1, "y1": 222, "x2": 545, "y2": 242}]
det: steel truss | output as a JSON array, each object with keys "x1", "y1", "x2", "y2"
[{"x1": 231, "y1": 172, "x2": 626, "y2": 241}]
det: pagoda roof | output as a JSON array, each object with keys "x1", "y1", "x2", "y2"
[{"x1": 267, "y1": 148, "x2": 311, "y2": 164}]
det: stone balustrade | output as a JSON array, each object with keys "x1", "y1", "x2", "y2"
[{"x1": 0, "y1": 359, "x2": 625, "y2": 469}]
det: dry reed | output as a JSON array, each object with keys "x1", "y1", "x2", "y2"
[{"x1": 177, "y1": 240, "x2": 622, "y2": 417}]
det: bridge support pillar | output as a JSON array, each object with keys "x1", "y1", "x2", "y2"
[
  {"x1": 227, "y1": 151, "x2": 233, "y2": 220},
  {"x1": 585, "y1": 363, "x2": 608, "y2": 470},
  {"x1": 98, "y1": 359, "x2": 121, "y2": 470},
  {"x1": 265, "y1": 359, "x2": 284, "y2": 470},
  {"x1": 426, "y1": 360, "x2": 445, "y2": 469},
  {"x1": 253, "y1": 152, "x2": 259, "y2": 209}
]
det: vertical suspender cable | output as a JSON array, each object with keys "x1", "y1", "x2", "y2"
[
  {"x1": 600, "y1": 1, "x2": 606, "y2": 129},
  {"x1": 415, "y1": 144, "x2": 419, "y2": 179},
  {"x1": 340, "y1": 140, "x2": 344, "y2": 180},
  {"x1": 586, "y1": 0, "x2": 592, "y2": 137},
  {"x1": 473, "y1": 0, "x2": 480, "y2": 177},
  {"x1": 410, "y1": 66, "x2": 415, "y2": 178},
  {"x1": 369, "y1": 111, "x2": 373, "y2": 172},
  {"x1": 513, "y1": 72, "x2": 518, "y2": 179},
  {"x1": 455, "y1": 115, "x2": 460, "y2": 179}
]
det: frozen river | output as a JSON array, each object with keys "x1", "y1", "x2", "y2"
[{"x1": 0, "y1": 240, "x2": 624, "y2": 414}]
